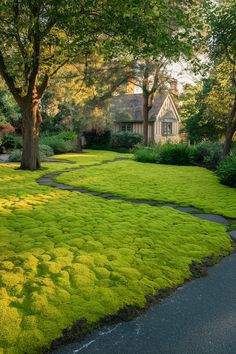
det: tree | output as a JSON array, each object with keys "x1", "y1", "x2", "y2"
[
  {"x1": 1, "y1": 0, "x2": 176, "y2": 170},
  {"x1": 0, "y1": 80, "x2": 21, "y2": 132},
  {"x1": 180, "y1": 78, "x2": 228, "y2": 143},
  {"x1": 208, "y1": 0, "x2": 236, "y2": 154},
  {"x1": 79, "y1": 1, "x2": 204, "y2": 146}
]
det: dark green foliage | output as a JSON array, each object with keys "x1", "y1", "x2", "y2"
[
  {"x1": 134, "y1": 143, "x2": 224, "y2": 169},
  {"x1": 216, "y1": 152, "x2": 236, "y2": 187},
  {"x1": 39, "y1": 145, "x2": 54, "y2": 157},
  {"x1": 111, "y1": 132, "x2": 142, "y2": 149},
  {"x1": 190, "y1": 142, "x2": 223, "y2": 169},
  {"x1": 134, "y1": 147, "x2": 159, "y2": 163},
  {"x1": 8, "y1": 145, "x2": 53, "y2": 162},
  {"x1": 13, "y1": 135, "x2": 23, "y2": 149},
  {"x1": 8, "y1": 149, "x2": 22, "y2": 162},
  {"x1": 57, "y1": 131, "x2": 77, "y2": 141},
  {"x1": 1, "y1": 133, "x2": 15, "y2": 149},
  {"x1": 40, "y1": 134, "x2": 76, "y2": 154},
  {"x1": 84, "y1": 130, "x2": 111, "y2": 147},
  {"x1": 157, "y1": 144, "x2": 192, "y2": 165}
]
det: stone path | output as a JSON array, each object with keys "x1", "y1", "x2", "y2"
[
  {"x1": 37, "y1": 158, "x2": 236, "y2": 354},
  {"x1": 37, "y1": 158, "x2": 236, "y2": 232}
]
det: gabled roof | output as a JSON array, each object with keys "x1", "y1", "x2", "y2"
[{"x1": 110, "y1": 93, "x2": 176, "y2": 123}]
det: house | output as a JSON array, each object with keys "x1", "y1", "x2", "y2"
[{"x1": 111, "y1": 91, "x2": 181, "y2": 143}]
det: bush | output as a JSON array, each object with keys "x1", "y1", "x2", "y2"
[
  {"x1": 134, "y1": 147, "x2": 159, "y2": 163},
  {"x1": 8, "y1": 148, "x2": 49, "y2": 162},
  {"x1": 1, "y1": 133, "x2": 15, "y2": 149},
  {"x1": 39, "y1": 144, "x2": 54, "y2": 157},
  {"x1": 8, "y1": 149, "x2": 22, "y2": 162},
  {"x1": 57, "y1": 131, "x2": 77, "y2": 141},
  {"x1": 190, "y1": 142, "x2": 223, "y2": 169},
  {"x1": 13, "y1": 135, "x2": 23, "y2": 149},
  {"x1": 157, "y1": 144, "x2": 191, "y2": 165},
  {"x1": 84, "y1": 130, "x2": 111, "y2": 147},
  {"x1": 40, "y1": 135, "x2": 76, "y2": 154},
  {"x1": 216, "y1": 152, "x2": 236, "y2": 187},
  {"x1": 111, "y1": 131, "x2": 143, "y2": 148}
]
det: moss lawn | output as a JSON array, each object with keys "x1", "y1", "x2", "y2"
[
  {"x1": 56, "y1": 159, "x2": 236, "y2": 218},
  {"x1": 0, "y1": 151, "x2": 233, "y2": 353}
]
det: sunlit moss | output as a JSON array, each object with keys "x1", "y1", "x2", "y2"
[
  {"x1": 57, "y1": 159, "x2": 236, "y2": 218},
  {"x1": 0, "y1": 150, "x2": 233, "y2": 353}
]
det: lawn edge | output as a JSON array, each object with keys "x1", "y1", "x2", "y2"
[{"x1": 43, "y1": 244, "x2": 235, "y2": 354}]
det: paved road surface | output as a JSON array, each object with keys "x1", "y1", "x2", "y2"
[{"x1": 53, "y1": 252, "x2": 236, "y2": 354}]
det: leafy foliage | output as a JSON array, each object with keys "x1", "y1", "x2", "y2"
[
  {"x1": 8, "y1": 149, "x2": 22, "y2": 162},
  {"x1": 216, "y1": 151, "x2": 236, "y2": 187},
  {"x1": 111, "y1": 132, "x2": 142, "y2": 148},
  {"x1": 38, "y1": 145, "x2": 54, "y2": 158},
  {"x1": 157, "y1": 144, "x2": 192, "y2": 165},
  {"x1": 190, "y1": 142, "x2": 223, "y2": 169},
  {"x1": 40, "y1": 134, "x2": 76, "y2": 154},
  {"x1": 134, "y1": 146, "x2": 159, "y2": 163},
  {"x1": 84, "y1": 130, "x2": 111, "y2": 147}
]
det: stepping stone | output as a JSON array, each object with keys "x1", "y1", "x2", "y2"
[
  {"x1": 228, "y1": 230, "x2": 236, "y2": 241},
  {"x1": 55, "y1": 184, "x2": 73, "y2": 190},
  {"x1": 194, "y1": 213, "x2": 229, "y2": 226},
  {"x1": 157, "y1": 203, "x2": 178, "y2": 208},
  {"x1": 100, "y1": 193, "x2": 114, "y2": 198},
  {"x1": 176, "y1": 207, "x2": 200, "y2": 213}
]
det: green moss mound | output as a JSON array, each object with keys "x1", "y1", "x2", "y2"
[
  {"x1": 57, "y1": 159, "x2": 236, "y2": 218},
  {"x1": 0, "y1": 150, "x2": 233, "y2": 353}
]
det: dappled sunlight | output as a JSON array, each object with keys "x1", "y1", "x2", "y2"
[
  {"x1": 57, "y1": 160, "x2": 236, "y2": 218},
  {"x1": 0, "y1": 151, "x2": 233, "y2": 353},
  {"x1": 0, "y1": 191, "x2": 62, "y2": 214}
]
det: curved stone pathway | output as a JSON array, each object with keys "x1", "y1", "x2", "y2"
[
  {"x1": 38, "y1": 158, "x2": 236, "y2": 236},
  {"x1": 37, "y1": 158, "x2": 236, "y2": 354}
]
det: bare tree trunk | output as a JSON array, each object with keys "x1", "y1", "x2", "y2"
[
  {"x1": 143, "y1": 92, "x2": 149, "y2": 146},
  {"x1": 223, "y1": 95, "x2": 236, "y2": 156},
  {"x1": 20, "y1": 98, "x2": 41, "y2": 170},
  {"x1": 76, "y1": 134, "x2": 82, "y2": 153}
]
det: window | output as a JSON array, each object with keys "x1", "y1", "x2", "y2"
[
  {"x1": 121, "y1": 123, "x2": 133, "y2": 132},
  {"x1": 161, "y1": 122, "x2": 173, "y2": 136}
]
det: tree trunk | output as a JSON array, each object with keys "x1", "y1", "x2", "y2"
[
  {"x1": 143, "y1": 92, "x2": 149, "y2": 146},
  {"x1": 20, "y1": 99, "x2": 41, "y2": 170},
  {"x1": 76, "y1": 134, "x2": 82, "y2": 153},
  {"x1": 223, "y1": 95, "x2": 236, "y2": 156}
]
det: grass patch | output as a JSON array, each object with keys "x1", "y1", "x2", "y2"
[
  {"x1": 0, "y1": 150, "x2": 233, "y2": 353},
  {"x1": 56, "y1": 159, "x2": 236, "y2": 218}
]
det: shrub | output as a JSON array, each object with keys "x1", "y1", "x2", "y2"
[
  {"x1": 190, "y1": 142, "x2": 223, "y2": 169},
  {"x1": 8, "y1": 149, "x2": 48, "y2": 162},
  {"x1": 1, "y1": 133, "x2": 15, "y2": 149},
  {"x1": 134, "y1": 147, "x2": 159, "y2": 163},
  {"x1": 216, "y1": 152, "x2": 236, "y2": 187},
  {"x1": 13, "y1": 135, "x2": 23, "y2": 149},
  {"x1": 8, "y1": 149, "x2": 22, "y2": 162},
  {"x1": 83, "y1": 130, "x2": 111, "y2": 147},
  {"x1": 40, "y1": 135, "x2": 76, "y2": 154},
  {"x1": 111, "y1": 131, "x2": 142, "y2": 148},
  {"x1": 57, "y1": 131, "x2": 77, "y2": 141},
  {"x1": 157, "y1": 144, "x2": 191, "y2": 165},
  {"x1": 39, "y1": 144, "x2": 54, "y2": 157}
]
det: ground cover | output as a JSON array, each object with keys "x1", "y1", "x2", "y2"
[
  {"x1": 0, "y1": 151, "x2": 233, "y2": 353},
  {"x1": 56, "y1": 159, "x2": 236, "y2": 218}
]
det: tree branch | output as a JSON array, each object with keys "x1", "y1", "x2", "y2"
[{"x1": 0, "y1": 51, "x2": 23, "y2": 105}]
